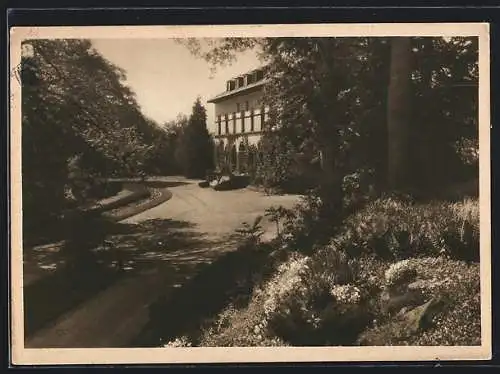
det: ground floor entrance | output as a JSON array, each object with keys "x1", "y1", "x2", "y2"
[{"x1": 214, "y1": 135, "x2": 261, "y2": 175}]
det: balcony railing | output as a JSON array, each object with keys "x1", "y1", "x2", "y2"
[{"x1": 215, "y1": 107, "x2": 270, "y2": 137}]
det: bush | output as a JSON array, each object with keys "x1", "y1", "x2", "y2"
[
  {"x1": 200, "y1": 248, "x2": 372, "y2": 346},
  {"x1": 87, "y1": 180, "x2": 123, "y2": 199},
  {"x1": 330, "y1": 197, "x2": 479, "y2": 261},
  {"x1": 253, "y1": 131, "x2": 318, "y2": 194},
  {"x1": 279, "y1": 192, "x2": 330, "y2": 254}
]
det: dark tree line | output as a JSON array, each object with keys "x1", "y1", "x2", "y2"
[
  {"x1": 181, "y1": 36, "x2": 478, "y2": 205},
  {"x1": 172, "y1": 98, "x2": 215, "y2": 179},
  {"x1": 20, "y1": 39, "x2": 214, "y2": 236}
]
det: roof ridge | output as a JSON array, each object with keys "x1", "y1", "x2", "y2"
[{"x1": 207, "y1": 79, "x2": 268, "y2": 103}]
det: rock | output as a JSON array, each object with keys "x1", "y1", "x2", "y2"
[
  {"x1": 357, "y1": 296, "x2": 446, "y2": 346},
  {"x1": 399, "y1": 296, "x2": 446, "y2": 334},
  {"x1": 380, "y1": 287, "x2": 426, "y2": 316}
]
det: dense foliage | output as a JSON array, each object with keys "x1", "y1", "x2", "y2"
[
  {"x1": 174, "y1": 98, "x2": 215, "y2": 179},
  {"x1": 190, "y1": 198, "x2": 480, "y2": 347},
  {"x1": 152, "y1": 37, "x2": 482, "y2": 349},
  {"x1": 20, "y1": 39, "x2": 165, "y2": 232},
  {"x1": 182, "y1": 37, "x2": 478, "y2": 200},
  {"x1": 332, "y1": 196, "x2": 479, "y2": 261}
]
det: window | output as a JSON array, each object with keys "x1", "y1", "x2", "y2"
[
  {"x1": 241, "y1": 114, "x2": 245, "y2": 133},
  {"x1": 245, "y1": 101, "x2": 249, "y2": 111},
  {"x1": 256, "y1": 70, "x2": 264, "y2": 81},
  {"x1": 217, "y1": 115, "x2": 221, "y2": 135},
  {"x1": 247, "y1": 73, "x2": 254, "y2": 85},
  {"x1": 238, "y1": 77, "x2": 244, "y2": 88},
  {"x1": 233, "y1": 112, "x2": 237, "y2": 134},
  {"x1": 225, "y1": 114, "x2": 229, "y2": 134},
  {"x1": 250, "y1": 110, "x2": 255, "y2": 132},
  {"x1": 236, "y1": 103, "x2": 240, "y2": 112}
]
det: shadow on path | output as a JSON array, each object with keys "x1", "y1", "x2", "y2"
[{"x1": 24, "y1": 215, "x2": 235, "y2": 343}]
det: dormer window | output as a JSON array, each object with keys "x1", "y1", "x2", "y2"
[
  {"x1": 227, "y1": 80, "x2": 236, "y2": 91},
  {"x1": 237, "y1": 77, "x2": 244, "y2": 88}
]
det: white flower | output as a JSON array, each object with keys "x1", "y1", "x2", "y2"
[
  {"x1": 331, "y1": 284, "x2": 361, "y2": 305},
  {"x1": 261, "y1": 255, "x2": 309, "y2": 319}
]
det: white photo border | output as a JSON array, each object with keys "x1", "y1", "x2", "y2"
[{"x1": 9, "y1": 22, "x2": 491, "y2": 365}]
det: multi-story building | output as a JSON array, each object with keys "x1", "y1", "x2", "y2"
[{"x1": 207, "y1": 66, "x2": 270, "y2": 174}]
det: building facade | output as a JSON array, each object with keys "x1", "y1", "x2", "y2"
[{"x1": 207, "y1": 66, "x2": 270, "y2": 174}]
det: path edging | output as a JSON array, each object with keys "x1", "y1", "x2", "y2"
[
  {"x1": 88, "y1": 184, "x2": 150, "y2": 214},
  {"x1": 107, "y1": 188, "x2": 173, "y2": 222}
]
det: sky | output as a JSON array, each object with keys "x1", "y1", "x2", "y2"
[{"x1": 91, "y1": 39, "x2": 263, "y2": 131}]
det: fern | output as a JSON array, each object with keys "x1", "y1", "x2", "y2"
[{"x1": 236, "y1": 215, "x2": 265, "y2": 245}]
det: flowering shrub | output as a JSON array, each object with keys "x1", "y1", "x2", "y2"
[
  {"x1": 259, "y1": 253, "x2": 311, "y2": 320},
  {"x1": 331, "y1": 284, "x2": 361, "y2": 305},
  {"x1": 384, "y1": 259, "x2": 417, "y2": 288},
  {"x1": 199, "y1": 248, "x2": 369, "y2": 346},
  {"x1": 251, "y1": 249, "x2": 369, "y2": 345}
]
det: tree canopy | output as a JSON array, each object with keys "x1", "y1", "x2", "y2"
[
  {"x1": 181, "y1": 37, "x2": 478, "y2": 198},
  {"x1": 175, "y1": 98, "x2": 214, "y2": 179},
  {"x1": 21, "y1": 39, "x2": 160, "y2": 229}
]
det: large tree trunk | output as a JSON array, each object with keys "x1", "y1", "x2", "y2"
[
  {"x1": 318, "y1": 143, "x2": 343, "y2": 228},
  {"x1": 387, "y1": 37, "x2": 412, "y2": 190}
]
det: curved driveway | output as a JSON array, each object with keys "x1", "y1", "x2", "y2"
[
  {"x1": 123, "y1": 177, "x2": 300, "y2": 241},
  {"x1": 25, "y1": 178, "x2": 300, "y2": 348}
]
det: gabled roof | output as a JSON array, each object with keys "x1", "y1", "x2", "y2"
[
  {"x1": 207, "y1": 79, "x2": 268, "y2": 103},
  {"x1": 207, "y1": 64, "x2": 270, "y2": 104}
]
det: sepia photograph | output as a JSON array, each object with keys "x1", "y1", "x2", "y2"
[{"x1": 9, "y1": 23, "x2": 490, "y2": 364}]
